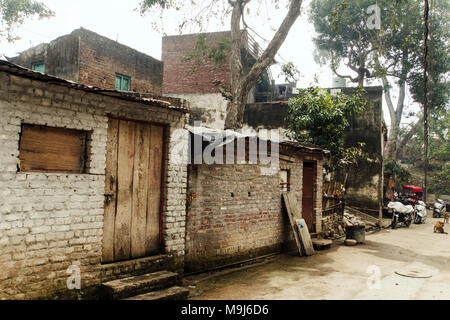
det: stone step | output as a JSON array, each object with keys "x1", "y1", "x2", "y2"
[
  {"x1": 100, "y1": 270, "x2": 180, "y2": 300},
  {"x1": 125, "y1": 286, "x2": 189, "y2": 301}
]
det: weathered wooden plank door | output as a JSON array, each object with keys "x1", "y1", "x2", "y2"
[
  {"x1": 302, "y1": 162, "x2": 315, "y2": 231},
  {"x1": 102, "y1": 118, "x2": 165, "y2": 263}
]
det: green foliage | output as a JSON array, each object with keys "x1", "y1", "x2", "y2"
[
  {"x1": 0, "y1": 0, "x2": 54, "y2": 42},
  {"x1": 281, "y1": 62, "x2": 300, "y2": 84},
  {"x1": 400, "y1": 108, "x2": 449, "y2": 195},
  {"x1": 309, "y1": 0, "x2": 379, "y2": 78},
  {"x1": 286, "y1": 87, "x2": 369, "y2": 170},
  {"x1": 138, "y1": 0, "x2": 182, "y2": 12},
  {"x1": 182, "y1": 34, "x2": 231, "y2": 70},
  {"x1": 408, "y1": 0, "x2": 449, "y2": 112},
  {"x1": 384, "y1": 159, "x2": 411, "y2": 183},
  {"x1": 430, "y1": 164, "x2": 450, "y2": 196},
  {"x1": 401, "y1": 109, "x2": 450, "y2": 164}
]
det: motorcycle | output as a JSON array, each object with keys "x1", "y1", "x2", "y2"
[
  {"x1": 387, "y1": 201, "x2": 414, "y2": 229},
  {"x1": 433, "y1": 199, "x2": 447, "y2": 218},
  {"x1": 414, "y1": 200, "x2": 427, "y2": 224}
]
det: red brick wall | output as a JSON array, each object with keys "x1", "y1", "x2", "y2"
[
  {"x1": 76, "y1": 29, "x2": 163, "y2": 94},
  {"x1": 185, "y1": 158, "x2": 308, "y2": 273},
  {"x1": 162, "y1": 32, "x2": 232, "y2": 94}
]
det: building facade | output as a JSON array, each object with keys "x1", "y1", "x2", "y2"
[
  {"x1": 185, "y1": 130, "x2": 325, "y2": 273},
  {"x1": 0, "y1": 60, "x2": 188, "y2": 299},
  {"x1": 8, "y1": 28, "x2": 163, "y2": 95},
  {"x1": 162, "y1": 31, "x2": 273, "y2": 129}
]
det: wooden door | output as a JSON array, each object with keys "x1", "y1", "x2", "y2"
[
  {"x1": 302, "y1": 162, "x2": 315, "y2": 231},
  {"x1": 102, "y1": 118, "x2": 165, "y2": 263}
]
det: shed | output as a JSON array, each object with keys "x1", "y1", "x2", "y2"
[
  {"x1": 184, "y1": 127, "x2": 325, "y2": 273},
  {"x1": 0, "y1": 60, "x2": 189, "y2": 299}
]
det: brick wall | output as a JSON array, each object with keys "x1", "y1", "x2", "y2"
[
  {"x1": 9, "y1": 28, "x2": 164, "y2": 95},
  {"x1": 185, "y1": 157, "x2": 310, "y2": 273},
  {"x1": 0, "y1": 71, "x2": 187, "y2": 299},
  {"x1": 162, "y1": 32, "x2": 232, "y2": 95},
  {"x1": 76, "y1": 29, "x2": 163, "y2": 95}
]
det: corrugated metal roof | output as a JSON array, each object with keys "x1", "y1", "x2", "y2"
[
  {"x1": 186, "y1": 126, "x2": 327, "y2": 154},
  {"x1": 0, "y1": 59, "x2": 190, "y2": 113},
  {"x1": 279, "y1": 140, "x2": 329, "y2": 153}
]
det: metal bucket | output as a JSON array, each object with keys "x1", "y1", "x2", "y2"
[{"x1": 346, "y1": 225, "x2": 365, "y2": 243}]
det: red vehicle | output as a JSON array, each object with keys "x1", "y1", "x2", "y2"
[{"x1": 401, "y1": 185, "x2": 423, "y2": 205}]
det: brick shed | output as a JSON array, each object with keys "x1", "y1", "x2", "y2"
[
  {"x1": 0, "y1": 60, "x2": 189, "y2": 299},
  {"x1": 185, "y1": 128, "x2": 325, "y2": 273}
]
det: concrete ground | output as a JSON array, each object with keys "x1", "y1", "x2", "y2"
[{"x1": 185, "y1": 217, "x2": 450, "y2": 300}]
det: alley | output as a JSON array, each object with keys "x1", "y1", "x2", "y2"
[{"x1": 186, "y1": 218, "x2": 450, "y2": 300}]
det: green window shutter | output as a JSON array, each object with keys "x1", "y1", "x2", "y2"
[
  {"x1": 122, "y1": 77, "x2": 130, "y2": 91},
  {"x1": 115, "y1": 74, "x2": 131, "y2": 91},
  {"x1": 115, "y1": 75, "x2": 122, "y2": 90},
  {"x1": 32, "y1": 63, "x2": 45, "y2": 73}
]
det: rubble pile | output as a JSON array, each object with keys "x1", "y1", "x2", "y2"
[
  {"x1": 321, "y1": 207, "x2": 380, "y2": 240},
  {"x1": 322, "y1": 214, "x2": 346, "y2": 240},
  {"x1": 343, "y1": 213, "x2": 365, "y2": 227}
]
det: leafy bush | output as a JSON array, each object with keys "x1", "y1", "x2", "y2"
[
  {"x1": 384, "y1": 159, "x2": 411, "y2": 183},
  {"x1": 286, "y1": 87, "x2": 369, "y2": 171}
]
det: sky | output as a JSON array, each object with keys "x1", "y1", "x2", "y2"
[{"x1": 0, "y1": 0, "x2": 419, "y2": 127}]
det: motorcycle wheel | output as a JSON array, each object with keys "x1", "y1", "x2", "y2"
[
  {"x1": 405, "y1": 214, "x2": 412, "y2": 228},
  {"x1": 391, "y1": 216, "x2": 397, "y2": 229},
  {"x1": 433, "y1": 212, "x2": 440, "y2": 218},
  {"x1": 414, "y1": 214, "x2": 421, "y2": 224}
]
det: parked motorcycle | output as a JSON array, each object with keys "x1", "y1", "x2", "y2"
[
  {"x1": 414, "y1": 200, "x2": 427, "y2": 224},
  {"x1": 387, "y1": 201, "x2": 413, "y2": 229},
  {"x1": 433, "y1": 199, "x2": 447, "y2": 218}
]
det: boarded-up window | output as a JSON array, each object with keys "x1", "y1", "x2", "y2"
[{"x1": 19, "y1": 124, "x2": 89, "y2": 173}]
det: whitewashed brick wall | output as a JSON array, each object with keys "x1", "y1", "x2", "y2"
[{"x1": 0, "y1": 71, "x2": 188, "y2": 299}]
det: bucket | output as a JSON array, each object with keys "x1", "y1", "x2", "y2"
[{"x1": 346, "y1": 225, "x2": 365, "y2": 243}]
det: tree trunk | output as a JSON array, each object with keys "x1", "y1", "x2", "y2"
[
  {"x1": 224, "y1": 0, "x2": 303, "y2": 130},
  {"x1": 396, "y1": 116, "x2": 424, "y2": 159},
  {"x1": 380, "y1": 50, "x2": 408, "y2": 161},
  {"x1": 381, "y1": 75, "x2": 398, "y2": 159}
]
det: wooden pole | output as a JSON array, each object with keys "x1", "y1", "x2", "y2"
[{"x1": 423, "y1": 0, "x2": 430, "y2": 203}]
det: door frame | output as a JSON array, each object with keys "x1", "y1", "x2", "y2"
[
  {"x1": 302, "y1": 161, "x2": 316, "y2": 232},
  {"x1": 103, "y1": 114, "x2": 169, "y2": 263}
]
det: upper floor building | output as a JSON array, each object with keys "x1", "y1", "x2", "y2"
[{"x1": 8, "y1": 28, "x2": 163, "y2": 95}]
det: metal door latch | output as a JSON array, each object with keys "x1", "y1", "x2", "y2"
[{"x1": 104, "y1": 193, "x2": 114, "y2": 205}]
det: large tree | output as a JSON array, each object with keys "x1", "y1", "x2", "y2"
[
  {"x1": 309, "y1": 0, "x2": 449, "y2": 160},
  {"x1": 0, "y1": 0, "x2": 54, "y2": 43},
  {"x1": 140, "y1": 0, "x2": 304, "y2": 130}
]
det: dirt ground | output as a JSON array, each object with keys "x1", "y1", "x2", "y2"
[{"x1": 185, "y1": 216, "x2": 450, "y2": 300}]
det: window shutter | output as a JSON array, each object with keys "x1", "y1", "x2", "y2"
[{"x1": 19, "y1": 124, "x2": 88, "y2": 173}]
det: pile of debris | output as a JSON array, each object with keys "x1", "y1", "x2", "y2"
[
  {"x1": 343, "y1": 213, "x2": 365, "y2": 227},
  {"x1": 322, "y1": 214, "x2": 346, "y2": 240},
  {"x1": 321, "y1": 207, "x2": 381, "y2": 240},
  {"x1": 344, "y1": 207, "x2": 381, "y2": 231}
]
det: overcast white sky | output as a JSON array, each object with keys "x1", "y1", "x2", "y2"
[{"x1": 0, "y1": 0, "x2": 421, "y2": 127}]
